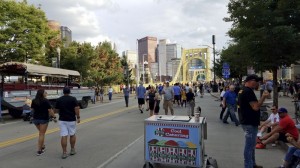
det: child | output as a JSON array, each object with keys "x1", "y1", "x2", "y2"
[{"x1": 181, "y1": 88, "x2": 187, "y2": 107}]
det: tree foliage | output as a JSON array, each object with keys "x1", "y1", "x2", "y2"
[
  {"x1": 120, "y1": 55, "x2": 134, "y2": 85},
  {"x1": 0, "y1": 0, "x2": 56, "y2": 64},
  {"x1": 223, "y1": 0, "x2": 300, "y2": 106},
  {"x1": 90, "y1": 41, "x2": 123, "y2": 86}
]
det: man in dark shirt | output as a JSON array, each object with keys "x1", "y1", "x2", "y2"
[
  {"x1": 238, "y1": 74, "x2": 269, "y2": 168},
  {"x1": 55, "y1": 87, "x2": 80, "y2": 159}
]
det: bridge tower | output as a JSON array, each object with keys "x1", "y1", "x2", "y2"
[{"x1": 172, "y1": 47, "x2": 211, "y2": 83}]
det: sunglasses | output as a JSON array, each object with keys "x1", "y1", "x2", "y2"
[{"x1": 271, "y1": 109, "x2": 275, "y2": 110}]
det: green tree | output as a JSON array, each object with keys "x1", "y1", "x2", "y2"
[
  {"x1": 59, "y1": 41, "x2": 95, "y2": 82},
  {"x1": 90, "y1": 41, "x2": 122, "y2": 86},
  {"x1": 0, "y1": 0, "x2": 55, "y2": 64},
  {"x1": 224, "y1": 0, "x2": 300, "y2": 106},
  {"x1": 215, "y1": 44, "x2": 248, "y2": 82},
  {"x1": 120, "y1": 55, "x2": 133, "y2": 86}
]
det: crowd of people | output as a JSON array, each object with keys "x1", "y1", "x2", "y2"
[{"x1": 135, "y1": 81, "x2": 214, "y2": 117}]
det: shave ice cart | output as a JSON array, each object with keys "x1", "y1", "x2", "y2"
[{"x1": 143, "y1": 115, "x2": 217, "y2": 168}]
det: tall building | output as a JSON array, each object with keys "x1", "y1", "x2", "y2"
[
  {"x1": 122, "y1": 50, "x2": 137, "y2": 82},
  {"x1": 60, "y1": 26, "x2": 72, "y2": 47},
  {"x1": 137, "y1": 36, "x2": 158, "y2": 83},
  {"x1": 166, "y1": 43, "x2": 182, "y2": 77},
  {"x1": 158, "y1": 39, "x2": 167, "y2": 78}
]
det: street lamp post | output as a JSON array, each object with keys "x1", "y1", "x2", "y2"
[
  {"x1": 56, "y1": 47, "x2": 61, "y2": 68},
  {"x1": 212, "y1": 35, "x2": 216, "y2": 84},
  {"x1": 142, "y1": 54, "x2": 147, "y2": 84}
]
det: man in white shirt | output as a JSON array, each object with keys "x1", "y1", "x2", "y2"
[{"x1": 257, "y1": 105, "x2": 280, "y2": 137}]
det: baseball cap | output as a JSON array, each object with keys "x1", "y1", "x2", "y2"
[
  {"x1": 63, "y1": 87, "x2": 71, "y2": 94},
  {"x1": 245, "y1": 74, "x2": 263, "y2": 82},
  {"x1": 278, "y1": 107, "x2": 288, "y2": 113}
]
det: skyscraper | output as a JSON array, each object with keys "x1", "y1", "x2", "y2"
[
  {"x1": 60, "y1": 26, "x2": 72, "y2": 47},
  {"x1": 137, "y1": 36, "x2": 158, "y2": 83}
]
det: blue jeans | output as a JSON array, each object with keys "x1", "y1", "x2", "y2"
[
  {"x1": 223, "y1": 104, "x2": 239, "y2": 125},
  {"x1": 285, "y1": 147, "x2": 300, "y2": 162},
  {"x1": 108, "y1": 92, "x2": 112, "y2": 101},
  {"x1": 242, "y1": 125, "x2": 258, "y2": 168}
]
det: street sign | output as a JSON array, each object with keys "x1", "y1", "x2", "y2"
[
  {"x1": 223, "y1": 62, "x2": 230, "y2": 69},
  {"x1": 222, "y1": 69, "x2": 230, "y2": 75},
  {"x1": 223, "y1": 74, "x2": 230, "y2": 79}
]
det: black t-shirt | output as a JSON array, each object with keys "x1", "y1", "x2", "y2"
[
  {"x1": 186, "y1": 92, "x2": 195, "y2": 102},
  {"x1": 56, "y1": 95, "x2": 79, "y2": 121},
  {"x1": 31, "y1": 99, "x2": 52, "y2": 120},
  {"x1": 238, "y1": 86, "x2": 260, "y2": 126}
]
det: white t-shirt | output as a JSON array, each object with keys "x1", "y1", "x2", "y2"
[
  {"x1": 108, "y1": 88, "x2": 113, "y2": 93},
  {"x1": 220, "y1": 90, "x2": 226, "y2": 97},
  {"x1": 267, "y1": 113, "x2": 280, "y2": 124}
]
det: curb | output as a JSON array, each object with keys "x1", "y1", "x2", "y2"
[{"x1": 209, "y1": 92, "x2": 290, "y2": 152}]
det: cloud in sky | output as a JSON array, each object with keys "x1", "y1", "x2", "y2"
[{"x1": 26, "y1": 0, "x2": 231, "y2": 53}]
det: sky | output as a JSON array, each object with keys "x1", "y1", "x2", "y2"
[{"x1": 26, "y1": 0, "x2": 232, "y2": 54}]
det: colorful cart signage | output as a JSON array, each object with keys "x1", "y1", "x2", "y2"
[{"x1": 145, "y1": 115, "x2": 205, "y2": 167}]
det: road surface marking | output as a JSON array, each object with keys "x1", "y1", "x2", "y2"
[
  {"x1": 0, "y1": 105, "x2": 136, "y2": 148},
  {"x1": 97, "y1": 135, "x2": 144, "y2": 168}
]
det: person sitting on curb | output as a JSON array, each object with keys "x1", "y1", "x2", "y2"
[
  {"x1": 278, "y1": 133, "x2": 300, "y2": 168},
  {"x1": 256, "y1": 107, "x2": 299, "y2": 149},
  {"x1": 257, "y1": 105, "x2": 280, "y2": 138}
]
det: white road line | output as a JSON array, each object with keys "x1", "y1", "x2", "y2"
[{"x1": 97, "y1": 135, "x2": 144, "y2": 168}]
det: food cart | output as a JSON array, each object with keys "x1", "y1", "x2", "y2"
[{"x1": 143, "y1": 115, "x2": 213, "y2": 168}]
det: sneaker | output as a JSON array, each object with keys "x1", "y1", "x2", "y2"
[
  {"x1": 255, "y1": 143, "x2": 266, "y2": 149},
  {"x1": 36, "y1": 150, "x2": 44, "y2": 156},
  {"x1": 253, "y1": 165, "x2": 263, "y2": 168},
  {"x1": 256, "y1": 137, "x2": 262, "y2": 143},
  {"x1": 272, "y1": 143, "x2": 276, "y2": 147},
  {"x1": 70, "y1": 148, "x2": 76, "y2": 155},
  {"x1": 140, "y1": 109, "x2": 143, "y2": 113},
  {"x1": 61, "y1": 153, "x2": 68, "y2": 159},
  {"x1": 223, "y1": 121, "x2": 229, "y2": 124},
  {"x1": 257, "y1": 132, "x2": 262, "y2": 137},
  {"x1": 41, "y1": 145, "x2": 46, "y2": 152}
]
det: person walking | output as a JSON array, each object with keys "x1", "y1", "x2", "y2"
[
  {"x1": 55, "y1": 87, "x2": 80, "y2": 159},
  {"x1": 173, "y1": 83, "x2": 181, "y2": 106},
  {"x1": 123, "y1": 85, "x2": 130, "y2": 107},
  {"x1": 222, "y1": 85, "x2": 240, "y2": 126},
  {"x1": 31, "y1": 89, "x2": 56, "y2": 156},
  {"x1": 99, "y1": 87, "x2": 104, "y2": 103},
  {"x1": 186, "y1": 88, "x2": 195, "y2": 117},
  {"x1": 108, "y1": 86, "x2": 113, "y2": 102},
  {"x1": 238, "y1": 74, "x2": 269, "y2": 168},
  {"x1": 136, "y1": 82, "x2": 146, "y2": 113},
  {"x1": 146, "y1": 86, "x2": 156, "y2": 116},
  {"x1": 181, "y1": 87, "x2": 187, "y2": 107},
  {"x1": 219, "y1": 86, "x2": 229, "y2": 120},
  {"x1": 162, "y1": 81, "x2": 174, "y2": 115},
  {"x1": 154, "y1": 91, "x2": 161, "y2": 115}
]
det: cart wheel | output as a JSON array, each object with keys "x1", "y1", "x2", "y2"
[
  {"x1": 207, "y1": 157, "x2": 218, "y2": 168},
  {"x1": 143, "y1": 162, "x2": 154, "y2": 168}
]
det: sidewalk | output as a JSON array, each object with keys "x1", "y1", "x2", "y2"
[
  {"x1": 210, "y1": 91, "x2": 295, "y2": 117},
  {"x1": 210, "y1": 90, "x2": 296, "y2": 151}
]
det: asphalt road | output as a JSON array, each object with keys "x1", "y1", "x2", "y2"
[{"x1": 0, "y1": 93, "x2": 292, "y2": 168}]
